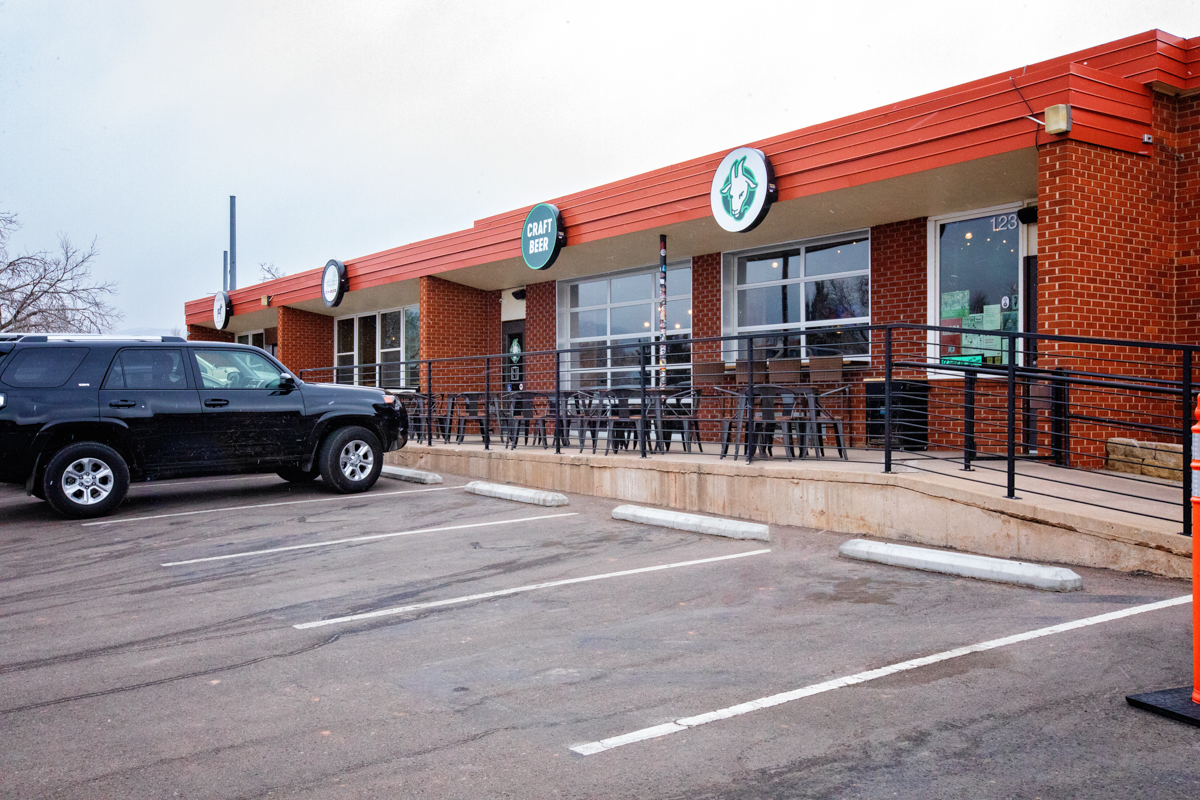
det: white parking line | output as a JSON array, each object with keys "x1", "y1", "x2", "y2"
[
  {"x1": 161, "y1": 512, "x2": 579, "y2": 566},
  {"x1": 83, "y1": 486, "x2": 461, "y2": 527},
  {"x1": 294, "y1": 548, "x2": 772, "y2": 630},
  {"x1": 568, "y1": 593, "x2": 1194, "y2": 756}
]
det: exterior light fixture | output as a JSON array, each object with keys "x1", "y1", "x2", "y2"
[{"x1": 1045, "y1": 104, "x2": 1072, "y2": 135}]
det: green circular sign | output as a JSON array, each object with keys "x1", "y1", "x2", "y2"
[{"x1": 521, "y1": 203, "x2": 564, "y2": 270}]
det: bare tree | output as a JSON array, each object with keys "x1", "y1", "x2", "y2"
[
  {"x1": 259, "y1": 261, "x2": 286, "y2": 281},
  {"x1": 0, "y1": 211, "x2": 122, "y2": 333}
]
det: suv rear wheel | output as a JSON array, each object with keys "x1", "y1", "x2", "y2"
[
  {"x1": 318, "y1": 426, "x2": 382, "y2": 493},
  {"x1": 43, "y1": 442, "x2": 130, "y2": 519}
]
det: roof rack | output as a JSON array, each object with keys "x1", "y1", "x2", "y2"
[{"x1": 0, "y1": 333, "x2": 187, "y2": 343}]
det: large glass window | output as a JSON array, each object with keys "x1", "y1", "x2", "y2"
[
  {"x1": 564, "y1": 264, "x2": 692, "y2": 389},
  {"x1": 336, "y1": 305, "x2": 419, "y2": 387},
  {"x1": 734, "y1": 236, "x2": 869, "y2": 359},
  {"x1": 934, "y1": 209, "x2": 1022, "y2": 365}
]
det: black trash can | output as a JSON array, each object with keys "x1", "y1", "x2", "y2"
[{"x1": 865, "y1": 380, "x2": 929, "y2": 451}]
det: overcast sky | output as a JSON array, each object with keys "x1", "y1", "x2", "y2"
[{"x1": 0, "y1": 1, "x2": 1194, "y2": 333}]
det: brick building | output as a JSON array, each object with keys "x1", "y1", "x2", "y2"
[{"x1": 185, "y1": 30, "x2": 1198, "y2": 408}]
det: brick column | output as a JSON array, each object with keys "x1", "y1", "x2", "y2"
[
  {"x1": 523, "y1": 280, "x2": 557, "y2": 391},
  {"x1": 277, "y1": 306, "x2": 334, "y2": 380},
  {"x1": 186, "y1": 324, "x2": 234, "y2": 343},
  {"x1": 419, "y1": 275, "x2": 501, "y2": 393}
]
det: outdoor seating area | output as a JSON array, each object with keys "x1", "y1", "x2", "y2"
[
  {"x1": 397, "y1": 354, "x2": 859, "y2": 463},
  {"x1": 304, "y1": 323, "x2": 1200, "y2": 536}
]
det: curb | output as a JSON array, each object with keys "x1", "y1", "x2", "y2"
[
  {"x1": 464, "y1": 481, "x2": 569, "y2": 507},
  {"x1": 612, "y1": 505, "x2": 770, "y2": 541},
  {"x1": 838, "y1": 539, "x2": 1083, "y2": 592},
  {"x1": 381, "y1": 466, "x2": 443, "y2": 485}
]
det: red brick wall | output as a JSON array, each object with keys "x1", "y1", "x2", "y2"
[
  {"x1": 1035, "y1": 92, "x2": 1190, "y2": 461},
  {"x1": 277, "y1": 306, "x2": 334, "y2": 379},
  {"x1": 523, "y1": 280, "x2": 556, "y2": 391},
  {"x1": 186, "y1": 325, "x2": 234, "y2": 343},
  {"x1": 691, "y1": 253, "x2": 722, "y2": 364},
  {"x1": 869, "y1": 218, "x2": 928, "y2": 328},
  {"x1": 1038, "y1": 99, "x2": 1178, "y2": 343},
  {"x1": 1174, "y1": 94, "x2": 1200, "y2": 345},
  {"x1": 419, "y1": 275, "x2": 501, "y2": 392}
]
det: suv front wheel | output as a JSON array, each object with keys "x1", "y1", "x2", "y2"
[
  {"x1": 43, "y1": 442, "x2": 130, "y2": 519},
  {"x1": 318, "y1": 426, "x2": 383, "y2": 493}
]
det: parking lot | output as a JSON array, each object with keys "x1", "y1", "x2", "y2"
[{"x1": 1, "y1": 473, "x2": 1196, "y2": 799}]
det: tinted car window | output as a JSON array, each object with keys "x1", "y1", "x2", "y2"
[
  {"x1": 1, "y1": 347, "x2": 89, "y2": 388},
  {"x1": 194, "y1": 349, "x2": 285, "y2": 389},
  {"x1": 104, "y1": 349, "x2": 188, "y2": 390}
]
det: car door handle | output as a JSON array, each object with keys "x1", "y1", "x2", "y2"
[
  {"x1": 204, "y1": 398, "x2": 230, "y2": 408},
  {"x1": 108, "y1": 400, "x2": 136, "y2": 409}
]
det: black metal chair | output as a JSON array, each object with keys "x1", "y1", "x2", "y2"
[
  {"x1": 656, "y1": 387, "x2": 703, "y2": 453},
  {"x1": 601, "y1": 388, "x2": 647, "y2": 455},
  {"x1": 503, "y1": 391, "x2": 549, "y2": 449},
  {"x1": 448, "y1": 392, "x2": 492, "y2": 446}
]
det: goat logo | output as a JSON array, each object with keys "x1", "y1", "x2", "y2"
[
  {"x1": 719, "y1": 156, "x2": 759, "y2": 221},
  {"x1": 710, "y1": 147, "x2": 773, "y2": 232}
]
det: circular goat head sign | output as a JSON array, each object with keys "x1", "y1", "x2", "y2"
[
  {"x1": 710, "y1": 147, "x2": 775, "y2": 233},
  {"x1": 213, "y1": 291, "x2": 232, "y2": 330}
]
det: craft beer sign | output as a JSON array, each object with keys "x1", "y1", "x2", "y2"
[
  {"x1": 710, "y1": 147, "x2": 775, "y2": 233},
  {"x1": 521, "y1": 203, "x2": 565, "y2": 270}
]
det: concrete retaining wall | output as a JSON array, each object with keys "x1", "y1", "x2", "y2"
[{"x1": 387, "y1": 446, "x2": 1192, "y2": 579}]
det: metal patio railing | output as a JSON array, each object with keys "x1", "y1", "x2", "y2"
[{"x1": 299, "y1": 324, "x2": 1198, "y2": 536}]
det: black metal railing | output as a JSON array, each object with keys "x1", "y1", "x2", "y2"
[{"x1": 298, "y1": 324, "x2": 1198, "y2": 535}]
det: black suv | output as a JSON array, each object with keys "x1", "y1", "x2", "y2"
[{"x1": 0, "y1": 335, "x2": 408, "y2": 519}]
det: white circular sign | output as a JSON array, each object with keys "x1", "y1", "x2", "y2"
[
  {"x1": 321, "y1": 260, "x2": 346, "y2": 307},
  {"x1": 213, "y1": 291, "x2": 231, "y2": 330},
  {"x1": 710, "y1": 147, "x2": 774, "y2": 233}
]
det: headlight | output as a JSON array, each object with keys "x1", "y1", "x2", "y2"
[{"x1": 0, "y1": 393, "x2": 6, "y2": 408}]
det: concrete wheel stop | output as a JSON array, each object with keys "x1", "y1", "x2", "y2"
[
  {"x1": 1126, "y1": 688, "x2": 1200, "y2": 728},
  {"x1": 465, "y1": 481, "x2": 569, "y2": 507},
  {"x1": 611, "y1": 505, "x2": 769, "y2": 541},
  {"x1": 838, "y1": 539, "x2": 1083, "y2": 592},
  {"x1": 382, "y1": 466, "x2": 443, "y2": 484}
]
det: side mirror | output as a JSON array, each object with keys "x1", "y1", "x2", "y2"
[{"x1": 279, "y1": 373, "x2": 296, "y2": 389}]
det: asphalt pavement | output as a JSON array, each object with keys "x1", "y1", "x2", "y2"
[{"x1": 0, "y1": 472, "x2": 1195, "y2": 799}]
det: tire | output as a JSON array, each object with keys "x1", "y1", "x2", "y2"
[
  {"x1": 277, "y1": 465, "x2": 320, "y2": 483},
  {"x1": 42, "y1": 442, "x2": 130, "y2": 519},
  {"x1": 317, "y1": 426, "x2": 382, "y2": 494}
]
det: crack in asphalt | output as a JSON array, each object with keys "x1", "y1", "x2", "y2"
[{"x1": 0, "y1": 632, "x2": 343, "y2": 714}]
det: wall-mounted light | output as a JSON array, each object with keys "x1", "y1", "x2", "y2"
[
  {"x1": 1045, "y1": 104, "x2": 1072, "y2": 135},
  {"x1": 512, "y1": 288, "x2": 527, "y2": 300}
]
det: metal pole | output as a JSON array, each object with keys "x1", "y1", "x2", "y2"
[
  {"x1": 745, "y1": 336, "x2": 756, "y2": 464},
  {"x1": 229, "y1": 196, "x2": 237, "y2": 290},
  {"x1": 426, "y1": 360, "x2": 434, "y2": 446},
  {"x1": 658, "y1": 235, "x2": 667, "y2": 389},
  {"x1": 223, "y1": 251, "x2": 229, "y2": 292},
  {"x1": 963, "y1": 369, "x2": 976, "y2": 471},
  {"x1": 884, "y1": 327, "x2": 893, "y2": 474},
  {"x1": 1006, "y1": 334, "x2": 1017, "y2": 499},
  {"x1": 484, "y1": 356, "x2": 491, "y2": 451},
  {"x1": 554, "y1": 349, "x2": 563, "y2": 455},
  {"x1": 639, "y1": 343, "x2": 648, "y2": 459},
  {"x1": 1183, "y1": 348, "x2": 1193, "y2": 537}
]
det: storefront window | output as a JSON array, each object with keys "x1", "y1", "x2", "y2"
[
  {"x1": 935, "y1": 210, "x2": 1021, "y2": 365},
  {"x1": 337, "y1": 305, "x2": 419, "y2": 387},
  {"x1": 563, "y1": 264, "x2": 692, "y2": 388},
  {"x1": 733, "y1": 236, "x2": 869, "y2": 359}
]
